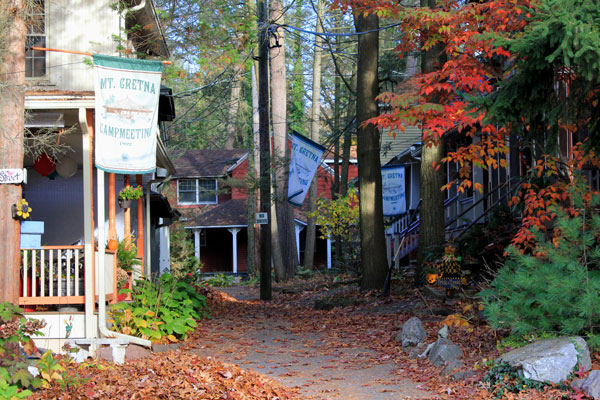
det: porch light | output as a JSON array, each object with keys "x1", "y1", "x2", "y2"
[{"x1": 12, "y1": 199, "x2": 32, "y2": 220}]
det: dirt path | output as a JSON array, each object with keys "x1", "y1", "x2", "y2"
[{"x1": 185, "y1": 285, "x2": 435, "y2": 400}]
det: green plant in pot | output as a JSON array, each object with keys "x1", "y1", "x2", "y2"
[
  {"x1": 118, "y1": 185, "x2": 143, "y2": 208},
  {"x1": 116, "y1": 237, "x2": 141, "y2": 298}
]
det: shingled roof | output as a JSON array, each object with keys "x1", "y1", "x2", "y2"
[
  {"x1": 188, "y1": 199, "x2": 249, "y2": 228},
  {"x1": 186, "y1": 198, "x2": 314, "y2": 229},
  {"x1": 172, "y1": 149, "x2": 247, "y2": 178}
]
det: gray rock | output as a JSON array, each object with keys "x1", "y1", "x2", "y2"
[
  {"x1": 437, "y1": 325, "x2": 449, "y2": 339},
  {"x1": 441, "y1": 359, "x2": 464, "y2": 377},
  {"x1": 397, "y1": 317, "x2": 427, "y2": 348},
  {"x1": 578, "y1": 370, "x2": 600, "y2": 399},
  {"x1": 572, "y1": 378, "x2": 585, "y2": 392},
  {"x1": 451, "y1": 370, "x2": 478, "y2": 382},
  {"x1": 428, "y1": 338, "x2": 463, "y2": 367},
  {"x1": 498, "y1": 336, "x2": 591, "y2": 383}
]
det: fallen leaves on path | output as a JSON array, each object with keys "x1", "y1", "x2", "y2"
[
  {"x1": 30, "y1": 351, "x2": 299, "y2": 400},
  {"x1": 29, "y1": 275, "x2": 584, "y2": 399}
]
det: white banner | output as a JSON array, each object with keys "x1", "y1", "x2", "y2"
[
  {"x1": 93, "y1": 54, "x2": 163, "y2": 174},
  {"x1": 288, "y1": 132, "x2": 326, "y2": 206},
  {"x1": 382, "y1": 165, "x2": 406, "y2": 216}
]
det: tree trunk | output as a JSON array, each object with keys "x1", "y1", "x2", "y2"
[
  {"x1": 257, "y1": 0, "x2": 271, "y2": 300},
  {"x1": 269, "y1": 0, "x2": 297, "y2": 280},
  {"x1": 247, "y1": 63, "x2": 259, "y2": 277},
  {"x1": 415, "y1": 0, "x2": 447, "y2": 287},
  {"x1": 341, "y1": 72, "x2": 356, "y2": 197},
  {"x1": 225, "y1": 67, "x2": 242, "y2": 149},
  {"x1": 0, "y1": 1, "x2": 26, "y2": 305},
  {"x1": 303, "y1": 0, "x2": 324, "y2": 271},
  {"x1": 290, "y1": 0, "x2": 304, "y2": 132},
  {"x1": 354, "y1": 12, "x2": 388, "y2": 291}
]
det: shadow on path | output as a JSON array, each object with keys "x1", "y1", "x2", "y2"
[{"x1": 187, "y1": 285, "x2": 434, "y2": 400}]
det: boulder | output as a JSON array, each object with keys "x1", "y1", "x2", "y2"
[
  {"x1": 441, "y1": 359, "x2": 464, "y2": 377},
  {"x1": 497, "y1": 336, "x2": 591, "y2": 383},
  {"x1": 396, "y1": 317, "x2": 427, "y2": 348},
  {"x1": 428, "y1": 338, "x2": 463, "y2": 367},
  {"x1": 572, "y1": 370, "x2": 600, "y2": 399}
]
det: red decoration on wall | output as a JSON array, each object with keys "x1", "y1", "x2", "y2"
[{"x1": 33, "y1": 153, "x2": 56, "y2": 177}]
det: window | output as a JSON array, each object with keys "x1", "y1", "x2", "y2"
[
  {"x1": 177, "y1": 179, "x2": 217, "y2": 205},
  {"x1": 26, "y1": 0, "x2": 46, "y2": 78}
]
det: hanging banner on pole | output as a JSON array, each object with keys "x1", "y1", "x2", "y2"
[
  {"x1": 288, "y1": 131, "x2": 326, "y2": 206},
  {"x1": 381, "y1": 165, "x2": 406, "y2": 216},
  {"x1": 93, "y1": 54, "x2": 163, "y2": 174}
]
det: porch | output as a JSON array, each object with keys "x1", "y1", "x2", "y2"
[{"x1": 19, "y1": 246, "x2": 117, "y2": 310}]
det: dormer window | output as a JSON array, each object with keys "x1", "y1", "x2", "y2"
[
  {"x1": 177, "y1": 179, "x2": 218, "y2": 205},
  {"x1": 26, "y1": 0, "x2": 46, "y2": 78}
]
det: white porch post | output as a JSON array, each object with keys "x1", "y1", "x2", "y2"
[
  {"x1": 294, "y1": 223, "x2": 305, "y2": 262},
  {"x1": 144, "y1": 183, "x2": 151, "y2": 277},
  {"x1": 194, "y1": 229, "x2": 201, "y2": 261},
  {"x1": 327, "y1": 236, "x2": 332, "y2": 270},
  {"x1": 79, "y1": 108, "x2": 95, "y2": 339},
  {"x1": 228, "y1": 228, "x2": 241, "y2": 273}
]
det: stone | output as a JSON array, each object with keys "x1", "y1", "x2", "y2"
[
  {"x1": 441, "y1": 359, "x2": 464, "y2": 377},
  {"x1": 578, "y1": 370, "x2": 600, "y2": 399},
  {"x1": 428, "y1": 338, "x2": 463, "y2": 367},
  {"x1": 497, "y1": 336, "x2": 591, "y2": 383},
  {"x1": 437, "y1": 325, "x2": 449, "y2": 339},
  {"x1": 572, "y1": 378, "x2": 585, "y2": 392},
  {"x1": 451, "y1": 370, "x2": 478, "y2": 382},
  {"x1": 397, "y1": 317, "x2": 427, "y2": 348}
]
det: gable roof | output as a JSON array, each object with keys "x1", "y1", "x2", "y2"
[
  {"x1": 172, "y1": 149, "x2": 248, "y2": 178},
  {"x1": 380, "y1": 126, "x2": 422, "y2": 165}
]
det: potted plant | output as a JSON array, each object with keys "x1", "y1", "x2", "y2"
[
  {"x1": 117, "y1": 237, "x2": 142, "y2": 300},
  {"x1": 118, "y1": 185, "x2": 143, "y2": 208}
]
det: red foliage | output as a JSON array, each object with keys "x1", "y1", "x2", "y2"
[{"x1": 335, "y1": 0, "x2": 598, "y2": 251}]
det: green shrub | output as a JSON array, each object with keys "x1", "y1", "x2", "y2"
[
  {"x1": 203, "y1": 273, "x2": 235, "y2": 287},
  {"x1": 309, "y1": 187, "x2": 360, "y2": 272},
  {"x1": 0, "y1": 302, "x2": 46, "y2": 397},
  {"x1": 480, "y1": 185, "x2": 600, "y2": 340},
  {"x1": 484, "y1": 362, "x2": 550, "y2": 398},
  {"x1": 109, "y1": 273, "x2": 210, "y2": 342},
  {"x1": 116, "y1": 237, "x2": 142, "y2": 273}
]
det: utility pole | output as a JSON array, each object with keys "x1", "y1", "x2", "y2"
[{"x1": 257, "y1": 0, "x2": 272, "y2": 300}]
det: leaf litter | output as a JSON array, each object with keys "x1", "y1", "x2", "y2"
[{"x1": 29, "y1": 275, "x2": 592, "y2": 399}]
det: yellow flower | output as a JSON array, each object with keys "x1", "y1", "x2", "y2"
[{"x1": 16, "y1": 199, "x2": 32, "y2": 219}]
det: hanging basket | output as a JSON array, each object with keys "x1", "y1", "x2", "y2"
[{"x1": 118, "y1": 199, "x2": 132, "y2": 209}]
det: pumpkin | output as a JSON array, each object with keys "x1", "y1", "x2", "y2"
[{"x1": 426, "y1": 273, "x2": 438, "y2": 285}]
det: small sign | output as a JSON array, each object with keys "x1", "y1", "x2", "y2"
[
  {"x1": 0, "y1": 169, "x2": 26, "y2": 184},
  {"x1": 256, "y1": 212, "x2": 268, "y2": 225}
]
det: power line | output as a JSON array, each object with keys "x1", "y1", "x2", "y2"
[{"x1": 276, "y1": 22, "x2": 402, "y2": 38}]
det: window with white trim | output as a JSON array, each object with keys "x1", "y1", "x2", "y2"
[
  {"x1": 26, "y1": 0, "x2": 46, "y2": 78},
  {"x1": 177, "y1": 179, "x2": 218, "y2": 205}
]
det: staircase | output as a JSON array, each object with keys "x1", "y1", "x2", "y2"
[{"x1": 385, "y1": 178, "x2": 522, "y2": 267}]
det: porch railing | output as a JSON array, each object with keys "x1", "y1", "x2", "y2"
[{"x1": 19, "y1": 246, "x2": 117, "y2": 307}]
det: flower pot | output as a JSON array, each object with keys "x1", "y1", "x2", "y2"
[{"x1": 118, "y1": 199, "x2": 132, "y2": 208}]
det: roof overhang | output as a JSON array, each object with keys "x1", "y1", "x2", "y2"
[
  {"x1": 125, "y1": 0, "x2": 170, "y2": 58},
  {"x1": 156, "y1": 135, "x2": 176, "y2": 175},
  {"x1": 25, "y1": 93, "x2": 95, "y2": 109},
  {"x1": 185, "y1": 225, "x2": 247, "y2": 230}
]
